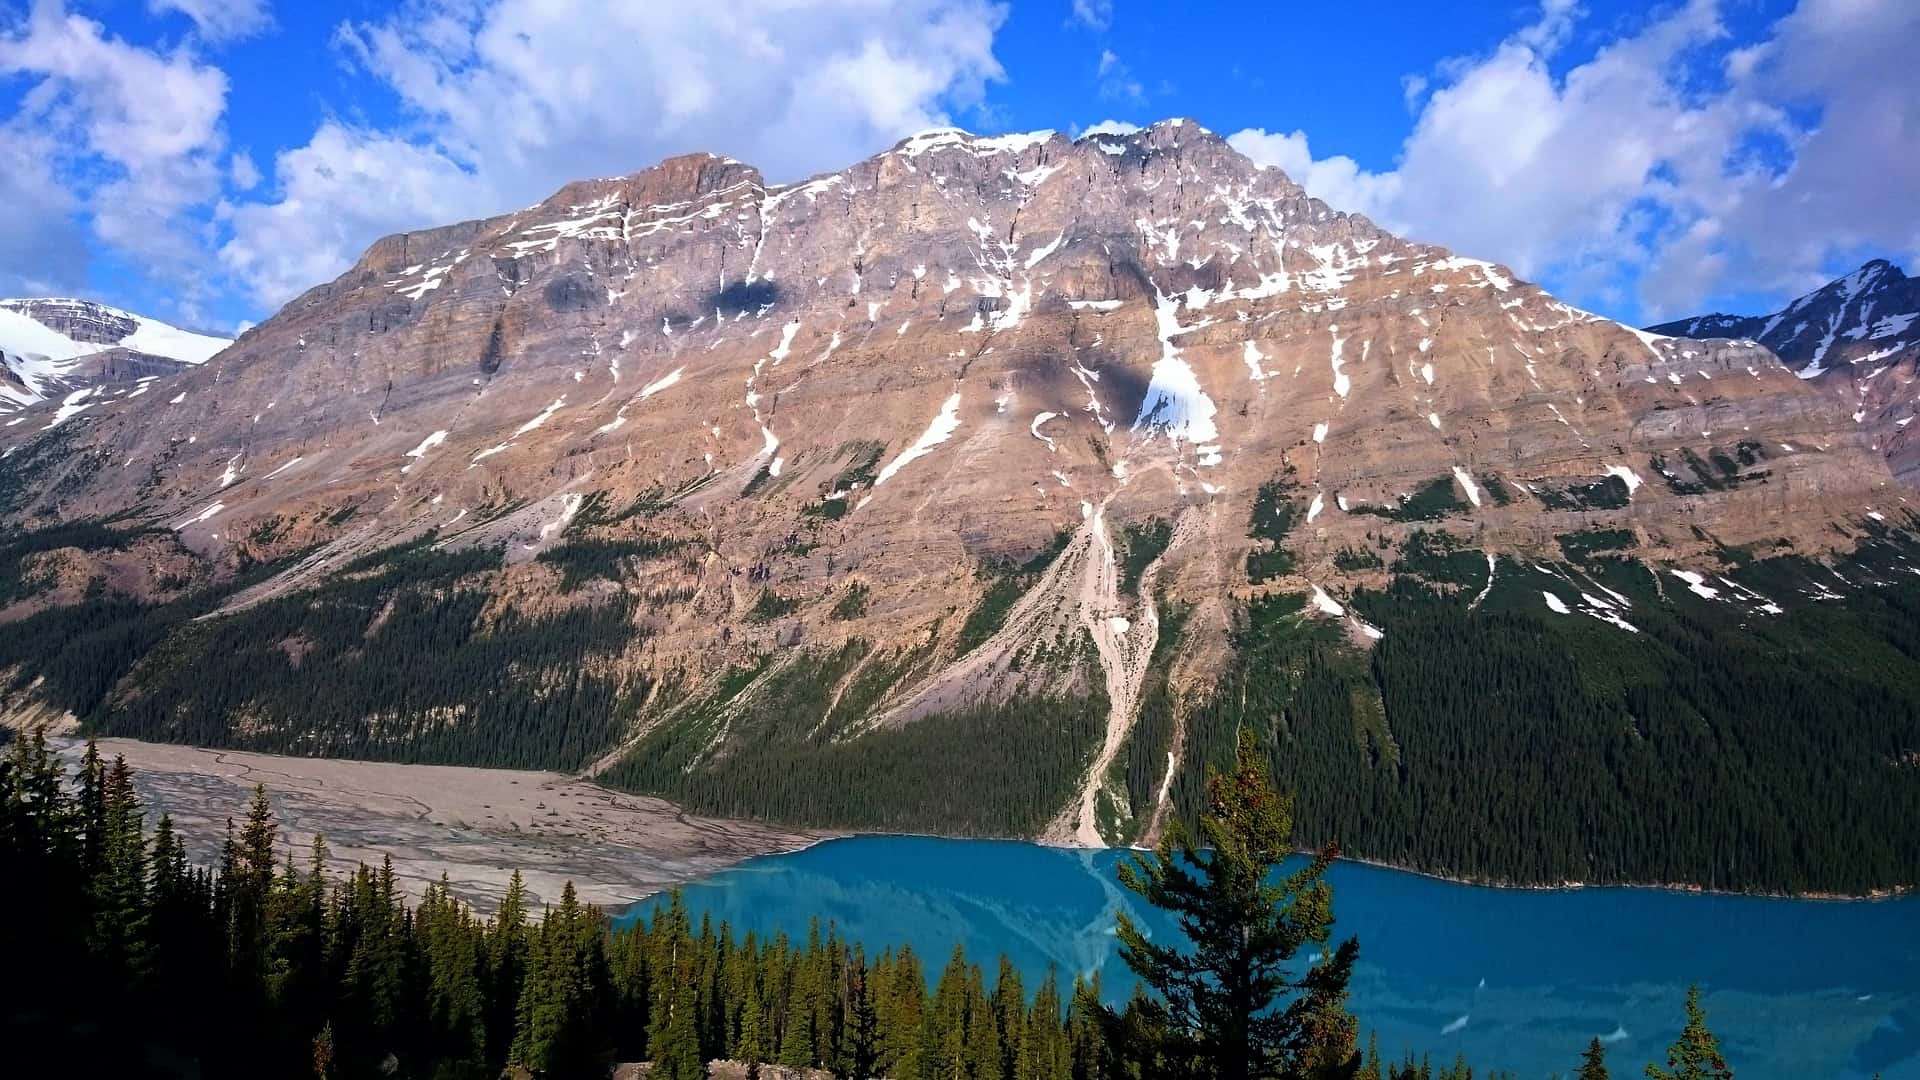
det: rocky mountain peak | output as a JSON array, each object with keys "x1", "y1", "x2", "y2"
[
  {"x1": 1, "y1": 117, "x2": 1915, "y2": 861},
  {"x1": 0, "y1": 297, "x2": 230, "y2": 420},
  {"x1": 1651, "y1": 257, "x2": 1919, "y2": 481}
]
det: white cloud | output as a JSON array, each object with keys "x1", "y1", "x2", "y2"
[
  {"x1": 0, "y1": 123, "x2": 87, "y2": 295},
  {"x1": 1068, "y1": 0, "x2": 1113, "y2": 31},
  {"x1": 1228, "y1": 0, "x2": 1920, "y2": 321},
  {"x1": 228, "y1": 149, "x2": 260, "y2": 190},
  {"x1": 218, "y1": 123, "x2": 497, "y2": 305},
  {"x1": 219, "y1": 0, "x2": 1007, "y2": 308},
  {"x1": 0, "y1": 1, "x2": 230, "y2": 300},
  {"x1": 149, "y1": 0, "x2": 273, "y2": 42},
  {"x1": 1096, "y1": 47, "x2": 1144, "y2": 104},
  {"x1": 1076, "y1": 118, "x2": 1140, "y2": 138}
]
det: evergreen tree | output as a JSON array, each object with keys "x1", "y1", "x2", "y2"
[
  {"x1": 1578, "y1": 1037, "x2": 1609, "y2": 1080},
  {"x1": 965, "y1": 962, "x2": 1004, "y2": 1080},
  {"x1": 1114, "y1": 729, "x2": 1360, "y2": 1080},
  {"x1": 91, "y1": 755, "x2": 152, "y2": 986},
  {"x1": 651, "y1": 980, "x2": 705, "y2": 1080},
  {"x1": 1645, "y1": 987, "x2": 1732, "y2": 1080},
  {"x1": 737, "y1": 978, "x2": 769, "y2": 1078},
  {"x1": 847, "y1": 962, "x2": 882, "y2": 1080}
]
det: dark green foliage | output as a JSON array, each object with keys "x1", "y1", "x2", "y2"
[
  {"x1": 1115, "y1": 730, "x2": 1360, "y2": 1080},
  {"x1": 954, "y1": 534, "x2": 1071, "y2": 656},
  {"x1": 0, "y1": 519, "x2": 172, "y2": 604},
  {"x1": 748, "y1": 588, "x2": 799, "y2": 622},
  {"x1": 1394, "y1": 530, "x2": 1485, "y2": 587},
  {"x1": 76, "y1": 543, "x2": 639, "y2": 771},
  {"x1": 1558, "y1": 529, "x2": 1637, "y2": 561},
  {"x1": 1113, "y1": 602, "x2": 1189, "y2": 843},
  {"x1": 956, "y1": 576, "x2": 1028, "y2": 655},
  {"x1": 0, "y1": 740, "x2": 1685, "y2": 1079},
  {"x1": 1247, "y1": 476, "x2": 1304, "y2": 583},
  {"x1": 1159, "y1": 526, "x2": 1920, "y2": 893},
  {"x1": 605, "y1": 644, "x2": 1106, "y2": 836},
  {"x1": 1579, "y1": 1037, "x2": 1610, "y2": 1080},
  {"x1": 1333, "y1": 547, "x2": 1385, "y2": 572},
  {"x1": 1118, "y1": 518, "x2": 1174, "y2": 597},
  {"x1": 536, "y1": 534, "x2": 684, "y2": 592},
  {"x1": 1645, "y1": 986, "x2": 1731, "y2": 1080},
  {"x1": 1479, "y1": 473, "x2": 1513, "y2": 507},
  {"x1": 741, "y1": 462, "x2": 776, "y2": 497},
  {"x1": 831, "y1": 582, "x2": 871, "y2": 620},
  {"x1": 1348, "y1": 476, "x2": 1468, "y2": 523}
]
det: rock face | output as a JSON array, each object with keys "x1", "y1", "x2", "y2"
[
  {"x1": 1649, "y1": 259, "x2": 1920, "y2": 483},
  {"x1": 0, "y1": 120, "x2": 1911, "y2": 857},
  {"x1": 0, "y1": 297, "x2": 231, "y2": 420}
]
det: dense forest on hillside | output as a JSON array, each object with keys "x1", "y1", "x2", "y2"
[
  {"x1": 0, "y1": 733, "x2": 1740, "y2": 1080},
  {"x1": 1173, "y1": 528, "x2": 1920, "y2": 895},
  {"x1": 0, "y1": 514, "x2": 1917, "y2": 893}
]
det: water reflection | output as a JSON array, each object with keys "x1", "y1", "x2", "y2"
[{"x1": 616, "y1": 837, "x2": 1918, "y2": 1079}]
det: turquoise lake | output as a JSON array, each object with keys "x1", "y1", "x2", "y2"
[{"x1": 618, "y1": 836, "x2": 1919, "y2": 1079}]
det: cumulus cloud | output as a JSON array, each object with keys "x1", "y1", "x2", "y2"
[
  {"x1": 1068, "y1": 0, "x2": 1112, "y2": 31},
  {"x1": 149, "y1": 0, "x2": 273, "y2": 42},
  {"x1": 1095, "y1": 48, "x2": 1145, "y2": 104},
  {"x1": 0, "y1": 1, "x2": 230, "y2": 302},
  {"x1": 218, "y1": 0, "x2": 1007, "y2": 308},
  {"x1": 1075, "y1": 118, "x2": 1140, "y2": 138},
  {"x1": 1229, "y1": 0, "x2": 1920, "y2": 321},
  {"x1": 0, "y1": 123, "x2": 87, "y2": 295}
]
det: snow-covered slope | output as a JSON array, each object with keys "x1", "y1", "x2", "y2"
[{"x1": 0, "y1": 298, "x2": 231, "y2": 416}]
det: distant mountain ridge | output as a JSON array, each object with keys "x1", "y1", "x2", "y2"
[
  {"x1": 0, "y1": 297, "x2": 231, "y2": 421},
  {"x1": 1650, "y1": 259, "x2": 1920, "y2": 481}
]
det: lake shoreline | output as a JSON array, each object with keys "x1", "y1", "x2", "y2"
[{"x1": 35, "y1": 735, "x2": 1910, "y2": 906}]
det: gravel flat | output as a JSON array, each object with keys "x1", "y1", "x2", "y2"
[{"x1": 57, "y1": 737, "x2": 829, "y2": 912}]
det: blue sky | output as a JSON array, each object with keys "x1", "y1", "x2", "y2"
[{"x1": 2, "y1": 0, "x2": 1916, "y2": 335}]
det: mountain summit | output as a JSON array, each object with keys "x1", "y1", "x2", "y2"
[
  {"x1": 1650, "y1": 259, "x2": 1920, "y2": 481},
  {"x1": 0, "y1": 298, "x2": 230, "y2": 421},
  {"x1": 0, "y1": 120, "x2": 1913, "y2": 891}
]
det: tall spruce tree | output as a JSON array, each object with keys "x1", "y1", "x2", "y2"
[
  {"x1": 1579, "y1": 1037, "x2": 1609, "y2": 1080},
  {"x1": 1113, "y1": 729, "x2": 1360, "y2": 1080},
  {"x1": 1645, "y1": 987, "x2": 1732, "y2": 1080}
]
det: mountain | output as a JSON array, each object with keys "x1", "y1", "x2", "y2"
[
  {"x1": 0, "y1": 297, "x2": 231, "y2": 421},
  {"x1": 1649, "y1": 259, "x2": 1920, "y2": 481},
  {"x1": 1, "y1": 120, "x2": 1914, "y2": 894}
]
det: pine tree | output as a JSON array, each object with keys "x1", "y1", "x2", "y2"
[
  {"x1": 1579, "y1": 1037, "x2": 1609, "y2": 1080},
  {"x1": 488, "y1": 869, "x2": 531, "y2": 1065},
  {"x1": 846, "y1": 962, "x2": 882, "y2": 1080},
  {"x1": 1113, "y1": 729, "x2": 1360, "y2": 1080},
  {"x1": 651, "y1": 979, "x2": 705, "y2": 1080},
  {"x1": 91, "y1": 755, "x2": 152, "y2": 986},
  {"x1": 1645, "y1": 986, "x2": 1732, "y2": 1080},
  {"x1": 737, "y1": 978, "x2": 769, "y2": 1078},
  {"x1": 964, "y1": 962, "x2": 1004, "y2": 1080}
]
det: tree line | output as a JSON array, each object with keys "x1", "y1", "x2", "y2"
[{"x1": 0, "y1": 729, "x2": 1747, "y2": 1080}]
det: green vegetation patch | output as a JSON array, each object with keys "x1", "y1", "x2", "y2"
[
  {"x1": 605, "y1": 643, "x2": 1106, "y2": 836},
  {"x1": 1246, "y1": 474, "x2": 1304, "y2": 583},
  {"x1": 1558, "y1": 528, "x2": 1638, "y2": 562},
  {"x1": 1117, "y1": 518, "x2": 1173, "y2": 597},
  {"x1": 536, "y1": 534, "x2": 685, "y2": 592},
  {"x1": 1347, "y1": 475, "x2": 1468, "y2": 523}
]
